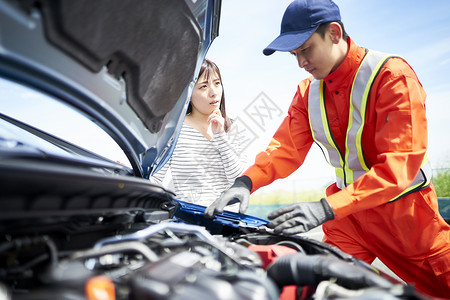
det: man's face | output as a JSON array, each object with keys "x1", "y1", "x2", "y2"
[{"x1": 290, "y1": 30, "x2": 339, "y2": 80}]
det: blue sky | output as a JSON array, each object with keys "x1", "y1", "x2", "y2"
[{"x1": 206, "y1": 0, "x2": 450, "y2": 191}]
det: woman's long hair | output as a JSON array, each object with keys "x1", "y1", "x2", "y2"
[{"x1": 187, "y1": 58, "x2": 232, "y2": 132}]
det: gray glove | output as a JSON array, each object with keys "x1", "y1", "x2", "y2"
[
  {"x1": 204, "y1": 176, "x2": 252, "y2": 218},
  {"x1": 267, "y1": 198, "x2": 335, "y2": 235}
]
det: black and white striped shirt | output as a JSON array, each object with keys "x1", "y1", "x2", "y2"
[{"x1": 152, "y1": 123, "x2": 249, "y2": 210}]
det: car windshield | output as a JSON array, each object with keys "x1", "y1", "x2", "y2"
[{"x1": 0, "y1": 77, "x2": 130, "y2": 165}]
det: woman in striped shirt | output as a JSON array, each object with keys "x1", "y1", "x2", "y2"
[{"x1": 152, "y1": 59, "x2": 249, "y2": 211}]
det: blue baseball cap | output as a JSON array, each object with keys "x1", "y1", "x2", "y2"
[{"x1": 263, "y1": 0, "x2": 341, "y2": 56}]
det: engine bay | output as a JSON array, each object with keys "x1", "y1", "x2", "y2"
[{"x1": 0, "y1": 203, "x2": 430, "y2": 300}]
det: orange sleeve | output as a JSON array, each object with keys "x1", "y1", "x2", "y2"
[
  {"x1": 243, "y1": 80, "x2": 314, "y2": 193},
  {"x1": 327, "y1": 58, "x2": 428, "y2": 218}
]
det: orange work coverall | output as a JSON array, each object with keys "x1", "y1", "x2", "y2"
[{"x1": 243, "y1": 38, "x2": 450, "y2": 298}]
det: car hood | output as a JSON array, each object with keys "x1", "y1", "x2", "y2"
[{"x1": 0, "y1": 0, "x2": 221, "y2": 178}]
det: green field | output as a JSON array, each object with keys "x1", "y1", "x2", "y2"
[
  {"x1": 249, "y1": 189, "x2": 325, "y2": 205},
  {"x1": 248, "y1": 188, "x2": 325, "y2": 219}
]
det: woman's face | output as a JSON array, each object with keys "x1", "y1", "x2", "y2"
[{"x1": 190, "y1": 70, "x2": 223, "y2": 116}]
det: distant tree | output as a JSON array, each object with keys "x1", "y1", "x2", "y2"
[{"x1": 433, "y1": 169, "x2": 450, "y2": 197}]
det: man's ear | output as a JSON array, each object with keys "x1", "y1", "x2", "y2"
[{"x1": 328, "y1": 22, "x2": 343, "y2": 44}]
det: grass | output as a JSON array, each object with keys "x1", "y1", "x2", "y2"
[
  {"x1": 250, "y1": 189, "x2": 326, "y2": 205},
  {"x1": 247, "y1": 188, "x2": 326, "y2": 219}
]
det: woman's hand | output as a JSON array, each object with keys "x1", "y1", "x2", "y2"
[{"x1": 208, "y1": 109, "x2": 225, "y2": 134}]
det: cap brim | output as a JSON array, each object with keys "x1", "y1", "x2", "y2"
[{"x1": 263, "y1": 27, "x2": 317, "y2": 56}]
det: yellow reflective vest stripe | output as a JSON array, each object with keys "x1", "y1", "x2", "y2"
[{"x1": 308, "y1": 49, "x2": 431, "y2": 202}]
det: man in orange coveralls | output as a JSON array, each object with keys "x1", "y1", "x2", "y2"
[{"x1": 205, "y1": 0, "x2": 450, "y2": 297}]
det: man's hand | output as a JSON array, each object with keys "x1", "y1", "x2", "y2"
[
  {"x1": 267, "y1": 198, "x2": 335, "y2": 235},
  {"x1": 204, "y1": 176, "x2": 252, "y2": 218}
]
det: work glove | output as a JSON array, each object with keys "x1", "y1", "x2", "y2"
[
  {"x1": 204, "y1": 176, "x2": 252, "y2": 218},
  {"x1": 267, "y1": 198, "x2": 335, "y2": 235}
]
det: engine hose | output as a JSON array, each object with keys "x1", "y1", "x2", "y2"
[{"x1": 266, "y1": 253, "x2": 394, "y2": 290}]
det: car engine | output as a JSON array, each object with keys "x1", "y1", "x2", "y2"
[{"x1": 0, "y1": 200, "x2": 431, "y2": 300}]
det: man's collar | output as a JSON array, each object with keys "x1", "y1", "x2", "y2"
[{"x1": 324, "y1": 38, "x2": 365, "y2": 85}]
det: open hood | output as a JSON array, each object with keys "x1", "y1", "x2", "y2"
[{"x1": 0, "y1": 0, "x2": 221, "y2": 178}]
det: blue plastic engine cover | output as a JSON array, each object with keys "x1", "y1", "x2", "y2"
[{"x1": 173, "y1": 200, "x2": 269, "y2": 235}]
